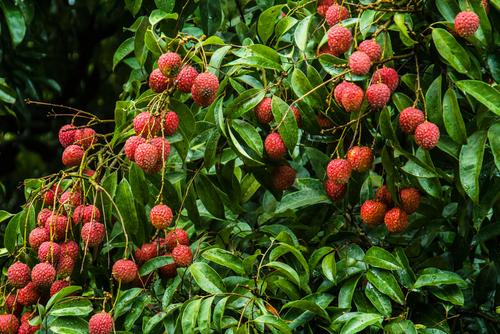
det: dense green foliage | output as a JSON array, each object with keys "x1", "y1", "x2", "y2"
[{"x1": 1, "y1": 0, "x2": 500, "y2": 333}]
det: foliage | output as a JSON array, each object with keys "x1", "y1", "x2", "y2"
[{"x1": 1, "y1": 0, "x2": 500, "y2": 333}]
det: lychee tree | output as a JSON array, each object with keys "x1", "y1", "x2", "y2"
[{"x1": 1, "y1": 0, "x2": 500, "y2": 333}]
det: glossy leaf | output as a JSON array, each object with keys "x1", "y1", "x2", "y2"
[
  {"x1": 202, "y1": 248, "x2": 245, "y2": 275},
  {"x1": 190, "y1": 262, "x2": 226, "y2": 294},
  {"x1": 443, "y1": 88, "x2": 467, "y2": 144},
  {"x1": 364, "y1": 247, "x2": 402, "y2": 270},
  {"x1": 459, "y1": 131, "x2": 487, "y2": 203},
  {"x1": 366, "y1": 269, "x2": 405, "y2": 305},
  {"x1": 456, "y1": 80, "x2": 500, "y2": 116},
  {"x1": 432, "y1": 28, "x2": 470, "y2": 74}
]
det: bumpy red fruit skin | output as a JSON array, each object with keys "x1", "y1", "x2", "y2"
[
  {"x1": 326, "y1": 159, "x2": 352, "y2": 184},
  {"x1": 191, "y1": 72, "x2": 219, "y2": 107},
  {"x1": 45, "y1": 215, "x2": 69, "y2": 241},
  {"x1": 134, "y1": 112, "x2": 160, "y2": 138},
  {"x1": 29, "y1": 227, "x2": 49, "y2": 250},
  {"x1": 415, "y1": 121, "x2": 440, "y2": 150},
  {"x1": 172, "y1": 245, "x2": 193, "y2": 267},
  {"x1": 31, "y1": 263, "x2": 56, "y2": 288},
  {"x1": 150, "y1": 137, "x2": 171, "y2": 163},
  {"x1": 358, "y1": 39, "x2": 382, "y2": 62},
  {"x1": 384, "y1": 207, "x2": 409, "y2": 233},
  {"x1": 164, "y1": 229, "x2": 189, "y2": 251},
  {"x1": 59, "y1": 191, "x2": 81, "y2": 207},
  {"x1": 57, "y1": 256, "x2": 75, "y2": 278},
  {"x1": 348, "y1": 51, "x2": 371, "y2": 75},
  {"x1": 112, "y1": 259, "x2": 138, "y2": 283},
  {"x1": 7, "y1": 262, "x2": 31, "y2": 288},
  {"x1": 317, "y1": 43, "x2": 341, "y2": 57},
  {"x1": 340, "y1": 83, "x2": 364, "y2": 113},
  {"x1": 399, "y1": 107, "x2": 425, "y2": 134},
  {"x1": 150, "y1": 204, "x2": 173, "y2": 230},
  {"x1": 50, "y1": 280, "x2": 70, "y2": 296},
  {"x1": 317, "y1": 0, "x2": 334, "y2": 16},
  {"x1": 371, "y1": 67, "x2": 399, "y2": 92},
  {"x1": 83, "y1": 205, "x2": 100, "y2": 223},
  {"x1": 162, "y1": 111, "x2": 180, "y2": 136},
  {"x1": 124, "y1": 136, "x2": 146, "y2": 161},
  {"x1": 60, "y1": 240, "x2": 79, "y2": 258},
  {"x1": 454, "y1": 11, "x2": 480, "y2": 38},
  {"x1": 264, "y1": 133, "x2": 287, "y2": 160},
  {"x1": 58, "y1": 124, "x2": 77, "y2": 147},
  {"x1": 62, "y1": 145, "x2": 84, "y2": 167},
  {"x1": 158, "y1": 52, "x2": 182, "y2": 77},
  {"x1": 176, "y1": 65, "x2": 199, "y2": 93},
  {"x1": 324, "y1": 179, "x2": 347, "y2": 201},
  {"x1": 399, "y1": 188, "x2": 421, "y2": 214},
  {"x1": 271, "y1": 165, "x2": 297, "y2": 191},
  {"x1": 334, "y1": 81, "x2": 351, "y2": 106},
  {"x1": 366, "y1": 83, "x2": 391, "y2": 108},
  {"x1": 347, "y1": 146, "x2": 373, "y2": 172},
  {"x1": 74, "y1": 127, "x2": 97, "y2": 149},
  {"x1": 134, "y1": 143, "x2": 159, "y2": 172},
  {"x1": 149, "y1": 68, "x2": 170, "y2": 93},
  {"x1": 88, "y1": 312, "x2": 114, "y2": 334},
  {"x1": 325, "y1": 4, "x2": 350, "y2": 26},
  {"x1": 38, "y1": 241, "x2": 61, "y2": 264},
  {"x1": 0, "y1": 314, "x2": 19, "y2": 334},
  {"x1": 17, "y1": 283, "x2": 40, "y2": 306},
  {"x1": 254, "y1": 97, "x2": 273, "y2": 124},
  {"x1": 376, "y1": 185, "x2": 394, "y2": 207},
  {"x1": 5, "y1": 294, "x2": 22, "y2": 315},
  {"x1": 81, "y1": 221, "x2": 106, "y2": 248},
  {"x1": 327, "y1": 26, "x2": 352, "y2": 55},
  {"x1": 360, "y1": 200, "x2": 387, "y2": 225},
  {"x1": 135, "y1": 243, "x2": 158, "y2": 264},
  {"x1": 37, "y1": 208, "x2": 52, "y2": 226}
]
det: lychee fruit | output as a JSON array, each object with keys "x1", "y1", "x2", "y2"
[
  {"x1": 38, "y1": 241, "x2": 61, "y2": 263},
  {"x1": 81, "y1": 221, "x2": 106, "y2": 248},
  {"x1": 150, "y1": 204, "x2": 173, "y2": 230},
  {"x1": 358, "y1": 39, "x2": 382, "y2": 62},
  {"x1": 254, "y1": 97, "x2": 273, "y2": 124},
  {"x1": 124, "y1": 136, "x2": 146, "y2": 161},
  {"x1": 366, "y1": 83, "x2": 391, "y2": 108},
  {"x1": 371, "y1": 67, "x2": 399, "y2": 92},
  {"x1": 0, "y1": 314, "x2": 19, "y2": 334},
  {"x1": 317, "y1": 0, "x2": 334, "y2": 16},
  {"x1": 135, "y1": 243, "x2": 158, "y2": 264},
  {"x1": 346, "y1": 146, "x2": 373, "y2": 172},
  {"x1": 31, "y1": 262, "x2": 56, "y2": 288},
  {"x1": 326, "y1": 159, "x2": 352, "y2": 184},
  {"x1": 18, "y1": 321, "x2": 39, "y2": 334},
  {"x1": 5, "y1": 293, "x2": 22, "y2": 315},
  {"x1": 172, "y1": 245, "x2": 193, "y2": 267},
  {"x1": 74, "y1": 127, "x2": 97, "y2": 149},
  {"x1": 17, "y1": 283, "x2": 40, "y2": 306},
  {"x1": 134, "y1": 143, "x2": 159, "y2": 172},
  {"x1": 340, "y1": 83, "x2": 364, "y2": 113},
  {"x1": 162, "y1": 111, "x2": 180, "y2": 136},
  {"x1": 158, "y1": 52, "x2": 182, "y2": 77},
  {"x1": 334, "y1": 81, "x2": 351, "y2": 105},
  {"x1": 399, "y1": 187, "x2": 421, "y2": 214},
  {"x1": 29, "y1": 227, "x2": 49, "y2": 250},
  {"x1": 325, "y1": 4, "x2": 350, "y2": 26},
  {"x1": 360, "y1": 200, "x2": 387, "y2": 225},
  {"x1": 324, "y1": 179, "x2": 347, "y2": 201},
  {"x1": 348, "y1": 51, "x2": 371, "y2": 75},
  {"x1": 112, "y1": 259, "x2": 138, "y2": 283},
  {"x1": 191, "y1": 72, "x2": 219, "y2": 107},
  {"x1": 7, "y1": 262, "x2": 31, "y2": 288},
  {"x1": 376, "y1": 185, "x2": 393, "y2": 206},
  {"x1": 62, "y1": 145, "x2": 84, "y2": 167},
  {"x1": 56, "y1": 256, "x2": 75, "y2": 278},
  {"x1": 414, "y1": 121, "x2": 440, "y2": 150},
  {"x1": 150, "y1": 137, "x2": 170, "y2": 165},
  {"x1": 164, "y1": 228, "x2": 189, "y2": 251},
  {"x1": 133, "y1": 112, "x2": 160, "y2": 138},
  {"x1": 82, "y1": 205, "x2": 101, "y2": 224},
  {"x1": 88, "y1": 311, "x2": 114, "y2": 334},
  {"x1": 60, "y1": 240, "x2": 79, "y2": 258},
  {"x1": 45, "y1": 214, "x2": 69, "y2": 241},
  {"x1": 42, "y1": 184, "x2": 61, "y2": 206},
  {"x1": 176, "y1": 65, "x2": 199, "y2": 93},
  {"x1": 149, "y1": 68, "x2": 170, "y2": 93},
  {"x1": 454, "y1": 11, "x2": 480, "y2": 38},
  {"x1": 327, "y1": 26, "x2": 352, "y2": 55},
  {"x1": 37, "y1": 208, "x2": 52, "y2": 226},
  {"x1": 317, "y1": 43, "x2": 341, "y2": 57},
  {"x1": 271, "y1": 165, "x2": 296, "y2": 191},
  {"x1": 399, "y1": 107, "x2": 425, "y2": 134},
  {"x1": 58, "y1": 124, "x2": 77, "y2": 147},
  {"x1": 264, "y1": 133, "x2": 287, "y2": 160},
  {"x1": 384, "y1": 207, "x2": 409, "y2": 233},
  {"x1": 159, "y1": 256, "x2": 177, "y2": 279},
  {"x1": 50, "y1": 280, "x2": 70, "y2": 296},
  {"x1": 59, "y1": 190, "x2": 81, "y2": 207}
]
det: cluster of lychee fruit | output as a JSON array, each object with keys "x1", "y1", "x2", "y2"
[
  {"x1": 59, "y1": 124, "x2": 98, "y2": 167},
  {"x1": 324, "y1": 146, "x2": 374, "y2": 201},
  {"x1": 399, "y1": 107, "x2": 440, "y2": 150},
  {"x1": 360, "y1": 185, "x2": 421, "y2": 233}
]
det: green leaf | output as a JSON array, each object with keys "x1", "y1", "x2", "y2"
[
  {"x1": 321, "y1": 252, "x2": 336, "y2": 282},
  {"x1": 144, "y1": 29, "x2": 162, "y2": 56},
  {"x1": 364, "y1": 247, "x2": 402, "y2": 270},
  {"x1": 0, "y1": 78, "x2": 16, "y2": 104},
  {"x1": 254, "y1": 315, "x2": 292, "y2": 334},
  {"x1": 338, "y1": 275, "x2": 361, "y2": 309},
  {"x1": 202, "y1": 248, "x2": 245, "y2": 275},
  {"x1": 113, "y1": 37, "x2": 135, "y2": 70},
  {"x1": 258, "y1": 5, "x2": 284, "y2": 43},
  {"x1": 199, "y1": 0, "x2": 222, "y2": 35},
  {"x1": 4, "y1": 212, "x2": 21, "y2": 253},
  {"x1": 443, "y1": 88, "x2": 467, "y2": 144},
  {"x1": 204, "y1": 129, "x2": 220, "y2": 168},
  {"x1": 385, "y1": 320, "x2": 417, "y2": 334},
  {"x1": 282, "y1": 300, "x2": 330, "y2": 321},
  {"x1": 366, "y1": 269, "x2": 405, "y2": 305},
  {"x1": 488, "y1": 123, "x2": 500, "y2": 171},
  {"x1": 139, "y1": 256, "x2": 173, "y2": 276},
  {"x1": 0, "y1": 1, "x2": 26, "y2": 46},
  {"x1": 209, "y1": 45, "x2": 231, "y2": 75},
  {"x1": 413, "y1": 268, "x2": 467, "y2": 288},
  {"x1": 231, "y1": 119, "x2": 263, "y2": 156},
  {"x1": 226, "y1": 89, "x2": 266, "y2": 118},
  {"x1": 149, "y1": 9, "x2": 177, "y2": 26},
  {"x1": 459, "y1": 131, "x2": 487, "y2": 203},
  {"x1": 276, "y1": 189, "x2": 330, "y2": 213},
  {"x1": 432, "y1": 28, "x2": 470, "y2": 74},
  {"x1": 425, "y1": 75, "x2": 443, "y2": 126},
  {"x1": 436, "y1": 0, "x2": 460, "y2": 21},
  {"x1": 430, "y1": 285, "x2": 464, "y2": 306},
  {"x1": 272, "y1": 96, "x2": 299, "y2": 151},
  {"x1": 114, "y1": 288, "x2": 142, "y2": 318},
  {"x1": 294, "y1": 15, "x2": 313, "y2": 51},
  {"x1": 162, "y1": 276, "x2": 181, "y2": 310},
  {"x1": 195, "y1": 174, "x2": 225, "y2": 218},
  {"x1": 46, "y1": 286, "x2": 82, "y2": 310},
  {"x1": 265, "y1": 261, "x2": 301, "y2": 287},
  {"x1": 291, "y1": 68, "x2": 323, "y2": 110},
  {"x1": 125, "y1": 0, "x2": 142, "y2": 16},
  {"x1": 50, "y1": 299, "x2": 93, "y2": 317},
  {"x1": 182, "y1": 298, "x2": 201, "y2": 334},
  {"x1": 340, "y1": 313, "x2": 384, "y2": 334},
  {"x1": 360, "y1": 10, "x2": 376, "y2": 38},
  {"x1": 190, "y1": 262, "x2": 226, "y2": 294},
  {"x1": 455, "y1": 80, "x2": 500, "y2": 116},
  {"x1": 115, "y1": 178, "x2": 139, "y2": 235},
  {"x1": 0, "y1": 210, "x2": 13, "y2": 224},
  {"x1": 49, "y1": 317, "x2": 88, "y2": 334},
  {"x1": 198, "y1": 296, "x2": 214, "y2": 334},
  {"x1": 133, "y1": 16, "x2": 148, "y2": 67},
  {"x1": 144, "y1": 312, "x2": 167, "y2": 334},
  {"x1": 379, "y1": 107, "x2": 398, "y2": 143},
  {"x1": 365, "y1": 283, "x2": 392, "y2": 316},
  {"x1": 212, "y1": 297, "x2": 228, "y2": 331}
]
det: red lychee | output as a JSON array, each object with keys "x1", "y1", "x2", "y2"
[
  {"x1": 264, "y1": 133, "x2": 287, "y2": 160},
  {"x1": 327, "y1": 26, "x2": 352, "y2": 55},
  {"x1": 366, "y1": 83, "x2": 391, "y2": 108},
  {"x1": 158, "y1": 52, "x2": 182, "y2": 77},
  {"x1": 60, "y1": 240, "x2": 79, "y2": 258},
  {"x1": 134, "y1": 143, "x2": 159, "y2": 172},
  {"x1": 271, "y1": 165, "x2": 297, "y2": 191},
  {"x1": 360, "y1": 200, "x2": 387, "y2": 225},
  {"x1": 38, "y1": 241, "x2": 61, "y2": 264},
  {"x1": 42, "y1": 184, "x2": 61, "y2": 207},
  {"x1": 124, "y1": 136, "x2": 146, "y2": 161},
  {"x1": 150, "y1": 137, "x2": 171, "y2": 165},
  {"x1": 172, "y1": 245, "x2": 193, "y2": 267},
  {"x1": 454, "y1": 11, "x2": 480, "y2": 38},
  {"x1": 164, "y1": 229, "x2": 189, "y2": 251},
  {"x1": 37, "y1": 208, "x2": 52, "y2": 226},
  {"x1": 324, "y1": 179, "x2": 347, "y2": 202},
  {"x1": 376, "y1": 185, "x2": 394, "y2": 206},
  {"x1": 88, "y1": 311, "x2": 114, "y2": 334},
  {"x1": 415, "y1": 121, "x2": 440, "y2": 150},
  {"x1": 0, "y1": 314, "x2": 19, "y2": 334},
  {"x1": 326, "y1": 159, "x2": 352, "y2": 184},
  {"x1": 44, "y1": 215, "x2": 68, "y2": 241},
  {"x1": 358, "y1": 39, "x2": 382, "y2": 62},
  {"x1": 74, "y1": 127, "x2": 97, "y2": 149},
  {"x1": 347, "y1": 146, "x2": 373, "y2": 172},
  {"x1": 29, "y1": 227, "x2": 49, "y2": 251},
  {"x1": 326, "y1": 4, "x2": 350, "y2": 26},
  {"x1": 62, "y1": 145, "x2": 84, "y2": 167},
  {"x1": 348, "y1": 51, "x2": 371, "y2": 75},
  {"x1": 399, "y1": 107, "x2": 425, "y2": 134},
  {"x1": 150, "y1": 204, "x2": 173, "y2": 230},
  {"x1": 7, "y1": 262, "x2": 31, "y2": 288},
  {"x1": 56, "y1": 256, "x2": 75, "y2": 278},
  {"x1": 112, "y1": 259, "x2": 138, "y2": 283},
  {"x1": 191, "y1": 72, "x2": 219, "y2": 107},
  {"x1": 17, "y1": 282, "x2": 40, "y2": 306},
  {"x1": 50, "y1": 280, "x2": 70, "y2": 296},
  {"x1": 149, "y1": 69, "x2": 170, "y2": 93},
  {"x1": 317, "y1": 43, "x2": 341, "y2": 57},
  {"x1": 31, "y1": 262, "x2": 56, "y2": 288},
  {"x1": 59, "y1": 190, "x2": 81, "y2": 207},
  {"x1": 384, "y1": 207, "x2": 409, "y2": 233},
  {"x1": 340, "y1": 83, "x2": 364, "y2": 113},
  {"x1": 81, "y1": 221, "x2": 106, "y2": 248},
  {"x1": 162, "y1": 111, "x2": 180, "y2": 136},
  {"x1": 5, "y1": 293, "x2": 22, "y2": 315},
  {"x1": 371, "y1": 67, "x2": 399, "y2": 92},
  {"x1": 135, "y1": 243, "x2": 158, "y2": 264},
  {"x1": 133, "y1": 112, "x2": 160, "y2": 138},
  {"x1": 399, "y1": 187, "x2": 421, "y2": 214},
  {"x1": 317, "y1": 0, "x2": 334, "y2": 16},
  {"x1": 159, "y1": 256, "x2": 177, "y2": 279},
  {"x1": 176, "y1": 65, "x2": 199, "y2": 93},
  {"x1": 58, "y1": 124, "x2": 77, "y2": 147},
  {"x1": 254, "y1": 97, "x2": 273, "y2": 124}
]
